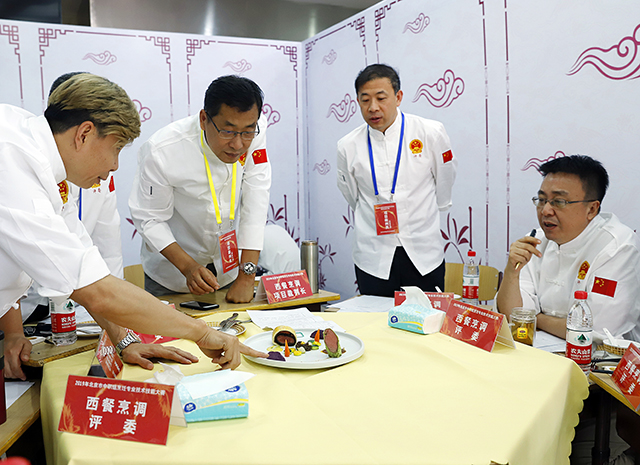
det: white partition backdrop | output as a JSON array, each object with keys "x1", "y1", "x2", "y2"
[
  {"x1": 303, "y1": 0, "x2": 640, "y2": 300},
  {"x1": 1, "y1": 0, "x2": 639, "y2": 301},
  {"x1": 0, "y1": 21, "x2": 303, "y2": 272}
]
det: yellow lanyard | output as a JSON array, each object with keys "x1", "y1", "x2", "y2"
[{"x1": 200, "y1": 131, "x2": 237, "y2": 226}]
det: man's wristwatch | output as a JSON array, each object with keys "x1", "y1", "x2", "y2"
[
  {"x1": 115, "y1": 332, "x2": 142, "y2": 357},
  {"x1": 240, "y1": 261, "x2": 257, "y2": 275}
]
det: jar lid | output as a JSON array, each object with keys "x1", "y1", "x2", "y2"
[{"x1": 467, "y1": 250, "x2": 476, "y2": 257}]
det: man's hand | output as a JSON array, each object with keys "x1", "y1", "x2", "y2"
[
  {"x1": 4, "y1": 333, "x2": 31, "y2": 380},
  {"x1": 184, "y1": 263, "x2": 220, "y2": 295},
  {"x1": 121, "y1": 343, "x2": 200, "y2": 370},
  {"x1": 507, "y1": 235, "x2": 542, "y2": 274},
  {"x1": 196, "y1": 329, "x2": 267, "y2": 370},
  {"x1": 225, "y1": 275, "x2": 255, "y2": 303}
]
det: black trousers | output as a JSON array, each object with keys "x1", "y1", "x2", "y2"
[{"x1": 355, "y1": 247, "x2": 445, "y2": 298}]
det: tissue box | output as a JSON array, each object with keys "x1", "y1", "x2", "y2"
[
  {"x1": 177, "y1": 381, "x2": 249, "y2": 422},
  {"x1": 388, "y1": 303, "x2": 445, "y2": 334}
]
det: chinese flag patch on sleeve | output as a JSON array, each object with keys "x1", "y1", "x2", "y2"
[
  {"x1": 592, "y1": 276, "x2": 617, "y2": 298},
  {"x1": 252, "y1": 149, "x2": 268, "y2": 164},
  {"x1": 442, "y1": 150, "x2": 453, "y2": 164}
]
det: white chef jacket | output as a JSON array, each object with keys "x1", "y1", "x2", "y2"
[
  {"x1": 336, "y1": 112, "x2": 457, "y2": 279},
  {"x1": 0, "y1": 104, "x2": 110, "y2": 317},
  {"x1": 129, "y1": 114, "x2": 271, "y2": 292},
  {"x1": 520, "y1": 213, "x2": 640, "y2": 343},
  {"x1": 20, "y1": 174, "x2": 124, "y2": 321},
  {"x1": 258, "y1": 224, "x2": 301, "y2": 274}
]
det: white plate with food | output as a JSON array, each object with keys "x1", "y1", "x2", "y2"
[{"x1": 243, "y1": 328, "x2": 364, "y2": 369}]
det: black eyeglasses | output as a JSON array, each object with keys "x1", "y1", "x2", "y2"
[
  {"x1": 206, "y1": 112, "x2": 259, "y2": 141},
  {"x1": 531, "y1": 197, "x2": 597, "y2": 209}
]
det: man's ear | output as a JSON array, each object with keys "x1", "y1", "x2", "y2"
[
  {"x1": 587, "y1": 200, "x2": 600, "y2": 220},
  {"x1": 74, "y1": 121, "x2": 95, "y2": 150},
  {"x1": 395, "y1": 89, "x2": 403, "y2": 107},
  {"x1": 199, "y1": 109, "x2": 208, "y2": 131}
]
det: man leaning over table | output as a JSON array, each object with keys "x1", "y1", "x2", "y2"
[
  {"x1": 21, "y1": 72, "x2": 125, "y2": 324},
  {"x1": 0, "y1": 73, "x2": 267, "y2": 379},
  {"x1": 496, "y1": 154, "x2": 640, "y2": 344},
  {"x1": 336, "y1": 63, "x2": 457, "y2": 297},
  {"x1": 129, "y1": 75, "x2": 270, "y2": 303}
]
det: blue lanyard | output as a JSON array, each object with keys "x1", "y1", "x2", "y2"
[
  {"x1": 367, "y1": 112, "x2": 405, "y2": 199},
  {"x1": 78, "y1": 189, "x2": 82, "y2": 220}
]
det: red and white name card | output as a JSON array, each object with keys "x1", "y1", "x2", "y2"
[
  {"x1": 95, "y1": 332, "x2": 123, "y2": 379},
  {"x1": 612, "y1": 343, "x2": 640, "y2": 411},
  {"x1": 394, "y1": 291, "x2": 454, "y2": 311},
  {"x1": 132, "y1": 332, "x2": 179, "y2": 345},
  {"x1": 440, "y1": 300, "x2": 515, "y2": 352},
  {"x1": 255, "y1": 270, "x2": 314, "y2": 304},
  {"x1": 58, "y1": 375, "x2": 176, "y2": 445}
]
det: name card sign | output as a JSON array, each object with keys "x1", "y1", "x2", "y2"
[
  {"x1": 255, "y1": 270, "x2": 313, "y2": 304},
  {"x1": 58, "y1": 375, "x2": 176, "y2": 445},
  {"x1": 440, "y1": 300, "x2": 515, "y2": 352},
  {"x1": 612, "y1": 343, "x2": 640, "y2": 411},
  {"x1": 394, "y1": 291, "x2": 454, "y2": 311},
  {"x1": 133, "y1": 332, "x2": 179, "y2": 345},
  {"x1": 95, "y1": 331, "x2": 123, "y2": 379}
]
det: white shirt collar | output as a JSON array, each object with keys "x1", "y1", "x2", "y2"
[
  {"x1": 368, "y1": 111, "x2": 402, "y2": 141},
  {"x1": 28, "y1": 115, "x2": 68, "y2": 184}
]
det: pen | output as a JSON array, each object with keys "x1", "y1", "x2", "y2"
[{"x1": 514, "y1": 229, "x2": 537, "y2": 271}]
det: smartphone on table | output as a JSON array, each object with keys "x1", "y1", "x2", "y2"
[{"x1": 179, "y1": 301, "x2": 220, "y2": 310}]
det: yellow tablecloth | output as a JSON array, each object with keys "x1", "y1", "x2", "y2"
[{"x1": 41, "y1": 312, "x2": 589, "y2": 465}]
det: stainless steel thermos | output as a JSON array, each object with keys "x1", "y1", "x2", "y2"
[{"x1": 300, "y1": 240, "x2": 319, "y2": 294}]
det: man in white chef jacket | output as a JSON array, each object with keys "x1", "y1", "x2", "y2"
[
  {"x1": 21, "y1": 72, "x2": 124, "y2": 323},
  {"x1": 337, "y1": 64, "x2": 457, "y2": 297},
  {"x1": 0, "y1": 73, "x2": 266, "y2": 379},
  {"x1": 129, "y1": 75, "x2": 271, "y2": 303}
]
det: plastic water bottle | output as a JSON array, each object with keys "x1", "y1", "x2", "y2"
[
  {"x1": 49, "y1": 298, "x2": 77, "y2": 346},
  {"x1": 566, "y1": 291, "x2": 593, "y2": 375},
  {"x1": 462, "y1": 250, "x2": 479, "y2": 305}
]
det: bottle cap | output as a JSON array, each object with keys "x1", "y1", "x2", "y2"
[
  {"x1": 574, "y1": 291, "x2": 588, "y2": 300},
  {"x1": 467, "y1": 250, "x2": 476, "y2": 257}
]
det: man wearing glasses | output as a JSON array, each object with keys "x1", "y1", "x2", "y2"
[
  {"x1": 496, "y1": 155, "x2": 640, "y2": 343},
  {"x1": 129, "y1": 75, "x2": 270, "y2": 303}
]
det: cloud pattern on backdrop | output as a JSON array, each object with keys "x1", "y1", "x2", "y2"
[
  {"x1": 567, "y1": 24, "x2": 640, "y2": 80},
  {"x1": 403, "y1": 13, "x2": 430, "y2": 34},
  {"x1": 327, "y1": 94, "x2": 358, "y2": 123},
  {"x1": 411, "y1": 69, "x2": 465, "y2": 108},
  {"x1": 82, "y1": 51, "x2": 117, "y2": 65}
]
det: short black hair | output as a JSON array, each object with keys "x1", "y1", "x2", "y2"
[
  {"x1": 49, "y1": 71, "x2": 87, "y2": 97},
  {"x1": 355, "y1": 64, "x2": 401, "y2": 94},
  {"x1": 539, "y1": 155, "x2": 609, "y2": 203},
  {"x1": 203, "y1": 75, "x2": 264, "y2": 117}
]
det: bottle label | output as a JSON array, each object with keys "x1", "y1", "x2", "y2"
[
  {"x1": 52, "y1": 310, "x2": 77, "y2": 333},
  {"x1": 566, "y1": 329, "x2": 592, "y2": 364},
  {"x1": 462, "y1": 275, "x2": 479, "y2": 299}
]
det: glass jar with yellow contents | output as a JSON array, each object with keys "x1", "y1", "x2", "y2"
[{"x1": 510, "y1": 307, "x2": 536, "y2": 346}]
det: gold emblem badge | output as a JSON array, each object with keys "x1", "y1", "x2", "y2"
[
  {"x1": 238, "y1": 152, "x2": 247, "y2": 166},
  {"x1": 57, "y1": 181, "x2": 69, "y2": 204},
  {"x1": 410, "y1": 139, "x2": 423, "y2": 155},
  {"x1": 577, "y1": 261, "x2": 590, "y2": 280}
]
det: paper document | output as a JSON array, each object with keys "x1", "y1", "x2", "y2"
[
  {"x1": 534, "y1": 330, "x2": 566, "y2": 352},
  {"x1": 247, "y1": 307, "x2": 344, "y2": 332},
  {"x1": 327, "y1": 295, "x2": 394, "y2": 313},
  {"x1": 5, "y1": 380, "x2": 34, "y2": 409}
]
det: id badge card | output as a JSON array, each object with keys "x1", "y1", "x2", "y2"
[
  {"x1": 217, "y1": 229, "x2": 239, "y2": 273},
  {"x1": 374, "y1": 202, "x2": 399, "y2": 235}
]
